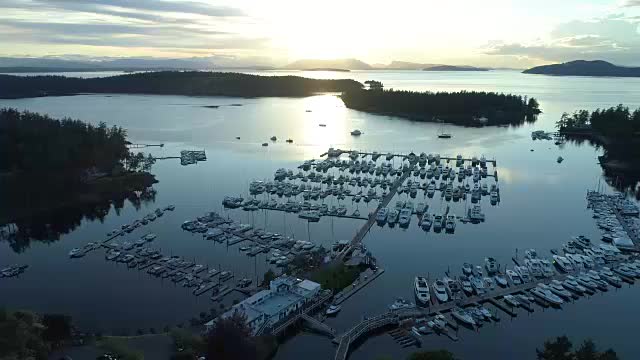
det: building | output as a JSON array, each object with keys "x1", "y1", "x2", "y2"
[{"x1": 206, "y1": 275, "x2": 321, "y2": 335}]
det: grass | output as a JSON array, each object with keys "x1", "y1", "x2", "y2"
[{"x1": 310, "y1": 263, "x2": 362, "y2": 293}]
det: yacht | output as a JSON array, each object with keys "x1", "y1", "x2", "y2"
[
  {"x1": 552, "y1": 255, "x2": 574, "y2": 273},
  {"x1": 484, "y1": 257, "x2": 498, "y2": 275},
  {"x1": 445, "y1": 214, "x2": 456, "y2": 232},
  {"x1": 462, "y1": 263, "x2": 473, "y2": 276},
  {"x1": 389, "y1": 297, "x2": 415, "y2": 310},
  {"x1": 68, "y1": 248, "x2": 84, "y2": 258},
  {"x1": 326, "y1": 304, "x2": 342, "y2": 316},
  {"x1": 530, "y1": 285, "x2": 564, "y2": 306},
  {"x1": 468, "y1": 205, "x2": 485, "y2": 222},
  {"x1": 460, "y1": 276, "x2": 474, "y2": 295},
  {"x1": 451, "y1": 307, "x2": 476, "y2": 326},
  {"x1": 494, "y1": 272, "x2": 508, "y2": 287},
  {"x1": 432, "y1": 279, "x2": 449, "y2": 303},
  {"x1": 398, "y1": 208, "x2": 412, "y2": 228},
  {"x1": 562, "y1": 277, "x2": 585, "y2": 295},
  {"x1": 515, "y1": 265, "x2": 532, "y2": 283},
  {"x1": 572, "y1": 235, "x2": 592, "y2": 249},
  {"x1": 387, "y1": 209, "x2": 399, "y2": 225},
  {"x1": 506, "y1": 269, "x2": 522, "y2": 285},
  {"x1": 539, "y1": 259, "x2": 556, "y2": 277},
  {"x1": 470, "y1": 276, "x2": 485, "y2": 295},
  {"x1": 503, "y1": 295, "x2": 520, "y2": 307},
  {"x1": 433, "y1": 214, "x2": 444, "y2": 231},
  {"x1": 575, "y1": 275, "x2": 598, "y2": 292},
  {"x1": 525, "y1": 259, "x2": 544, "y2": 278},
  {"x1": 414, "y1": 277, "x2": 431, "y2": 305},
  {"x1": 524, "y1": 249, "x2": 538, "y2": 259},
  {"x1": 350, "y1": 129, "x2": 362, "y2": 136},
  {"x1": 420, "y1": 214, "x2": 433, "y2": 231},
  {"x1": 599, "y1": 269, "x2": 622, "y2": 288},
  {"x1": 544, "y1": 281, "x2": 573, "y2": 300},
  {"x1": 566, "y1": 275, "x2": 594, "y2": 294}
]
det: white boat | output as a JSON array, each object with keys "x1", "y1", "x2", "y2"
[
  {"x1": 432, "y1": 279, "x2": 449, "y2": 303},
  {"x1": 68, "y1": 248, "x2": 84, "y2": 258},
  {"x1": 451, "y1": 307, "x2": 476, "y2": 326},
  {"x1": 494, "y1": 272, "x2": 508, "y2": 287},
  {"x1": 445, "y1": 214, "x2": 456, "y2": 232},
  {"x1": 462, "y1": 263, "x2": 473, "y2": 276},
  {"x1": 376, "y1": 208, "x2": 389, "y2": 223},
  {"x1": 543, "y1": 282, "x2": 572, "y2": 300},
  {"x1": 506, "y1": 269, "x2": 522, "y2": 285},
  {"x1": 432, "y1": 214, "x2": 444, "y2": 230},
  {"x1": 470, "y1": 276, "x2": 485, "y2": 295},
  {"x1": 503, "y1": 295, "x2": 520, "y2": 307},
  {"x1": 515, "y1": 266, "x2": 531, "y2": 283},
  {"x1": 420, "y1": 214, "x2": 433, "y2": 230},
  {"x1": 552, "y1": 255, "x2": 574, "y2": 273},
  {"x1": 524, "y1": 249, "x2": 538, "y2": 259},
  {"x1": 484, "y1": 257, "x2": 498, "y2": 275},
  {"x1": 530, "y1": 286, "x2": 564, "y2": 306},
  {"x1": 326, "y1": 304, "x2": 342, "y2": 316},
  {"x1": 398, "y1": 208, "x2": 412, "y2": 227},
  {"x1": 562, "y1": 278, "x2": 585, "y2": 294},
  {"x1": 539, "y1": 259, "x2": 556, "y2": 277},
  {"x1": 525, "y1": 259, "x2": 544, "y2": 278},
  {"x1": 414, "y1": 277, "x2": 431, "y2": 305},
  {"x1": 389, "y1": 297, "x2": 415, "y2": 310}
]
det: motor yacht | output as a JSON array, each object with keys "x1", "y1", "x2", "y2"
[
  {"x1": 506, "y1": 269, "x2": 522, "y2": 285},
  {"x1": 503, "y1": 295, "x2": 520, "y2": 307},
  {"x1": 539, "y1": 259, "x2": 556, "y2": 277},
  {"x1": 525, "y1": 259, "x2": 544, "y2": 278},
  {"x1": 562, "y1": 277, "x2": 585, "y2": 295},
  {"x1": 524, "y1": 249, "x2": 538, "y2": 259},
  {"x1": 414, "y1": 277, "x2": 431, "y2": 305},
  {"x1": 530, "y1": 285, "x2": 564, "y2": 306},
  {"x1": 68, "y1": 248, "x2": 84, "y2": 258},
  {"x1": 460, "y1": 276, "x2": 474, "y2": 295},
  {"x1": 389, "y1": 297, "x2": 415, "y2": 310},
  {"x1": 515, "y1": 265, "x2": 531, "y2": 283},
  {"x1": 462, "y1": 263, "x2": 473, "y2": 276},
  {"x1": 420, "y1": 214, "x2": 433, "y2": 231},
  {"x1": 494, "y1": 272, "x2": 508, "y2": 287},
  {"x1": 398, "y1": 208, "x2": 412, "y2": 227},
  {"x1": 470, "y1": 276, "x2": 485, "y2": 295},
  {"x1": 451, "y1": 307, "x2": 476, "y2": 326},
  {"x1": 552, "y1": 255, "x2": 574, "y2": 273},
  {"x1": 484, "y1": 257, "x2": 498, "y2": 275},
  {"x1": 544, "y1": 281, "x2": 573, "y2": 300},
  {"x1": 432, "y1": 279, "x2": 449, "y2": 303},
  {"x1": 445, "y1": 214, "x2": 456, "y2": 232},
  {"x1": 326, "y1": 304, "x2": 342, "y2": 316}
]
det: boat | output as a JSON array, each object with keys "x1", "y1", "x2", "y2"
[
  {"x1": 376, "y1": 208, "x2": 389, "y2": 223},
  {"x1": 445, "y1": 214, "x2": 456, "y2": 232},
  {"x1": 506, "y1": 269, "x2": 522, "y2": 285},
  {"x1": 432, "y1": 279, "x2": 449, "y2": 303},
  {"x1": 562, "y1": 277, "x2": 586, "y2": 295},
  {"x1": 389, "y1": 297, "x2": 415, "y2": 310},
  {"x1": 525, "y1": 259, "x2": 544, "y2": 278},
  {"x1": 451, "y1": 307, "x2": 476, "y2": 326},
  {"x1": 262, "y1": 143, "x2": 268, "y2": 147},
  {"x1": 462, "y1": 263, "x2": 473, "y2": 276},
  {"x1": 414, "y1": 277, "x2": 431, "y2": 305},
  {"x1": 484, "y1": 257, "x2": 498, "y2": 275},
  {"x1": 530, "y1": 285, "x2": 564, "y2": 306},
  {"x1": 270, "y1": 136, "x2": 277, "y2": 141},
  {"x1": 469, "y1": 276, "x2": 485, "y2": 295},
  {"x1": 515, "y1": 266, "x2": 531, "y2": 283},
  {"x1": 543, "y1": 282, "x2": 572, "y2": 300},
  {"x1": 398, "y1": 208, "x2": 412, "y2": 228},
  {"x1": 420, "y1": 214, "x2": 433, "y2": 231},
  {"x1": 387, "y1": 209, "x2": 399, "y2": 225},
  {"x1": 503, "y1": 295, "x2": 520, "y2": 307},
  {"x1": 68, "y1": 248, "x2": 84, "y2": 258},
  {"x1": 557, "y1": 156, "x2": 564, "y2": 163},
  {"x1": 350, "y1": 129, "x2": 362, "y2": 136},
  {"x1": 494, "y1": 272, "x2": 508, "y2": 287},
  {"x1": 326, "y1": 304, "x2": 342, "y2": 316},
  {"x1": 552, "y1": 255, "x2": 574, "y2": 273}
]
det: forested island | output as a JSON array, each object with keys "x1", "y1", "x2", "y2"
[
  {"x1": 340, "y1": 87, "x2": 540, "y2": 126},
  {"x1": 0, "y1": 71, "x2": 363, "y2": 99},
  {"x1": 0, "y1": 108, "x2": 156, "y2": 236},
  {"x1": 524, "y1": 60, "x2": 640, "y2": 77},
  {"x1": 557, "y1": 105, "x2": 640, "y2": 174}
]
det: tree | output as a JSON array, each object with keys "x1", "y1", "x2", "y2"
[
  {"x1": 41, "y1": 313, "x2": 72, "y2": 343},
  {"x1": 536, "y1": 336, "x2": 618, "y2": 360},
  {"x1": 261, "y1": 269, "x2": 276, "y2": 287},
  {"x1": 407, "y1": 350, "x2": 455, "y2": 360},
  {"x1": 206, "y1": 312, "x2": 256, "y2": 360}
]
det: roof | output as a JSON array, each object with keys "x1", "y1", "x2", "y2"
[{"x1": 298, "y1": 279, "x2": 320, "y2": 292}]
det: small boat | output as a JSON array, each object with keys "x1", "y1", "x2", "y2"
[
  {"x1": 433, "y1": 279, "x2": 449, "y2": 303},
  {"x1": 68, "y1": 248, "x2": 84, "y2": 258},
  {"x1": 270, "y1": 136, "x2": 277, "y2": 141},
  {"x1": 484, "y1": 257, "x2": 498, "y2": 275},
  {"x1": 326, "y1": 304, "x2": 342, "y2": 316},
  {"x1": 470, "y1": 276, "x2": 485, "y2": 295},
  {"x1": 414, "y1": 277, "x2": 431, "y2": 306},
  {"x1": 319, "y1": 124, "x2": 327, "y2": 127},
  {"x1": 462, "y1": 263, "x2": 473, "y2": 276},
  {"x1": 350, "y1": 129, "x2": 362, "y2": 136},
  {"x1": 494, "y1": 272, "x2": 508, "y2": 287},
  {"x1": 451, "y1": 307, "x2": 476, "y2": 326},
  {"x1": 506, "y1": 269, "x2": 522, "y2": 285},
  {"x1": 503, "y1": 295, "x2": 520, "y2": 307},
  {"x1": 542, "y1": 282, "x2": 572, "y2": 300},
  {"x1": 557, "y1": 156, "x2": 564, "y2": 163},
  {"x1": 530, "y1": 285, "x2": 564, "y2": 306},
  {"x1": 389, "y1": 297, "x2": 415, "y2": 310},
  {"x1": 262, "y1": 143, "x2": 268, "y2": 147},
  {"x1": 286, "y1": 139, "x2": 293, "y2": 143}
]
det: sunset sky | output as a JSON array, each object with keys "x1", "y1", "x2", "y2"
[{"x1": 1, "y1": 0, "x2": 639, "y2": 68}]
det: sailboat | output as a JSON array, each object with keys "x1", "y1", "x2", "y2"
[{"x1": 437, "y1": 118, "x2": 452, "y2": 139}]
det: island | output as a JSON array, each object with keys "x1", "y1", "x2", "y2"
[
  {"x1": 0, "y1": 71, "x2": 363, "y2": 99},
  {"x1": 306, "y1": 68, "x2": 351, "y2": 72},
  {"x1": 423, "y1": 65, "x2": 490, "y2": 71},
  {"x1": 523, "y1": 60, "x2": 640, "y2": 77},
  {"x1": 556, "y1": 105, "x2": 640, "y2": 176},
  {"x1": 0, "y1": 108, "x2": 157, "y2": 237},
  {"x1": 340, "y1": 87, "x2": 540, "y2": 126}
]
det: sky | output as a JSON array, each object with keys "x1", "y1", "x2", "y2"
[{"x1": 0, "y1": 0, "x2": 639, "y2": 68}]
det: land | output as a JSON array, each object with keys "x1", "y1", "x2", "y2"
[
  {"x1": 307, "y1": 68, "x2": 351, "y2": 72},
  {"x1": 523, "y1": 60, "x2": 640, "y2": 77},
  {"x1": 0, "y1": 71, "x2": 363, "y2": 99},
  {"x1": 340, "y1": 88, "x2": 540, "y2": 126},
  {"x1": 423, "y1": 65, "x2": 489, "y2": 71},
  {"x1": 0, "y1": 108, "x2": 157, "y2": 229},
  {"x1": 283, "y1": 58, "x2": 372, "y2": 70}
]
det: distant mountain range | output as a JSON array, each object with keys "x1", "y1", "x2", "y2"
[
  {"x1": 523, "y1": 60, "x2": 640, "y2": 77},
  {"x1": 283, "y1": 58, "x2": 492, "y2": 71},
  {"x1": 422, "y1": 65, "x2": 489, "y2": 72}
]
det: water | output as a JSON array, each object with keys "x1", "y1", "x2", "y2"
[{"x1": 1, "y1": 70, "x2": 640, "y2": 358}]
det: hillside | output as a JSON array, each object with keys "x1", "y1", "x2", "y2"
[
  {"x1": 284, "y1": 58, "x2": 372, "y2": 70},
  {"x1": 523, "y1": 60, "x2": 640, "y2": 77},
  {"x1": 0, "y1": 71, "x2": 363, "y2": 99}
]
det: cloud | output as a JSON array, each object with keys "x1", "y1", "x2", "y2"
[
  {"x1": 624, "y1": 0, "x2": 640, "y2": 7},
  {"x1": 484, "y1": 17, "x2": 640, "y2": 66}
]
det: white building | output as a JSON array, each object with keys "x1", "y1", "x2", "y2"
[{"x1": 206, "y1": 275, "x2": 321, "y2": 335}]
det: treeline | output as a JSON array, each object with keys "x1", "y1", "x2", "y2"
[
  {"x1": 340, "y1": 88, "x2": 540, "y2": 126},
  {"x1": 557, "y1": 104, "x2": 640, "y2": 137},
  {"x1": 0, "y1": 108, "x2": 130, "y2": 174},
  {"x1": 0, "y1": 309, "x2": 73, "y2": 360},
  {"x1": 0, "y1": 71, "x2": 363, "y2": 99}
]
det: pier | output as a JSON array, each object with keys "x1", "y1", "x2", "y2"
[{"x1": 320, "y1": 149, "x2": 498, "y2": 168}]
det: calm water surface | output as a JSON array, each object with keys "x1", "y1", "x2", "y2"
[{"x1": 1, "y1": 70, "x2": 640, "y2": 359}]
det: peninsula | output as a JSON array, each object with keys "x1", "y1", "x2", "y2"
[
  {"x1": 340, "y1": 87, "x2": 540, "y2": 126},
  {"x1": 0, "y1": 71, "x2": 363, "y2": 99},
  {"x1": 523, "y1": 60, "x2": 640, "y2": 77}
]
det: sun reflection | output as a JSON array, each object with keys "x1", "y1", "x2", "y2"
[{"x1": 300, "y1": 95, "x2": 348, "y2": 156}]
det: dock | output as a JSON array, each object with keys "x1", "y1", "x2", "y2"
[{"x1": 320, "y1": 149, "x2": 498, "y2": 168}]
